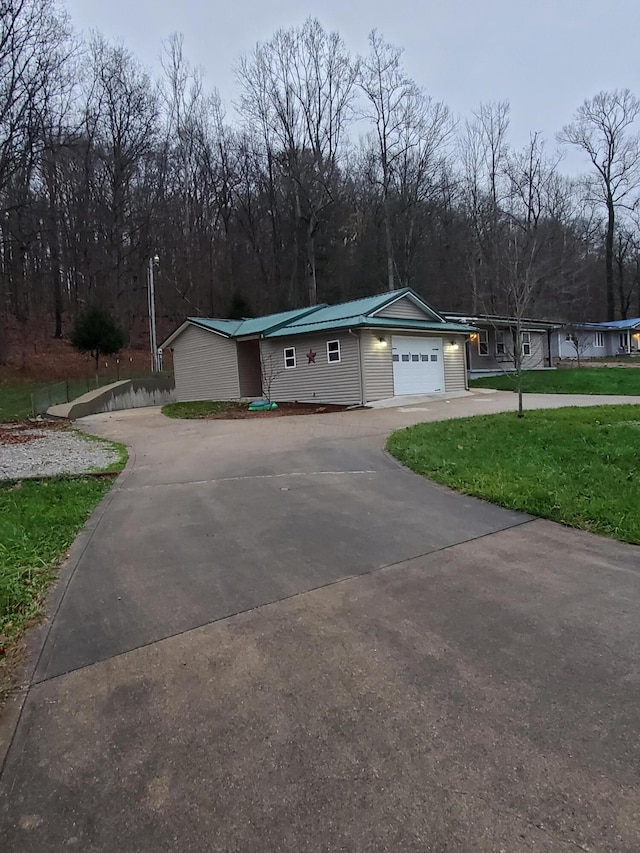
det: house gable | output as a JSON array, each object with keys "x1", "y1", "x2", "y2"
[
  {"x1": 373, "y1": 295, "x2": 436, "y2": 321},
  {"x1": 370, "y1": 291, "x2": 443, "y2": 322}
]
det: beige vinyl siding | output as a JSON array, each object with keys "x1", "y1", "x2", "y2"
[
  {"x1": 522, "y1": 331, "x2": 545, "y2": 368},
  {"x1": 375, "y1": 295, "x2": 431, "y2": 320},
  {"x1": 443, "y1": 336, "x2": 467, "y2": 391},
  {"x1": 237, "y1": 340, "x2": 262, "y2": 396},
  {"x1": 172, "y1": 324, "x2": 240, "y2": 401},
  {"x1": 468, "y1": 327, "x2": 547, "y2": 371},
  {"x1": 360, "y1": 330, "x2": 394, "y2": 402},
  {"x1": 260, "y1": 332, "x2": 361, "y2": 405}
]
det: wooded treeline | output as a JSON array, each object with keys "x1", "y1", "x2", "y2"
[{"x1": 1, "y1": 1, "x2": 640, "y2": 359}]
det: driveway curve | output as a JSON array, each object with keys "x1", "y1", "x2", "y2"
[{"x1": 1, "y1": 391, "x2": 640, "y2": 852}]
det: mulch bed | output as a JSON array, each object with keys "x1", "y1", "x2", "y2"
[
  {"x1": 0, "y1": 419, "x2": 67, "y2": 445},
  {"x1": 210, "y1": 402, "x2": 348, "y2": 419}
]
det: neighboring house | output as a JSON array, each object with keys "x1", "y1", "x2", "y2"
[
  {"x1": 160, "y1": 289, "x2": 474, "y2": 406},
  {"x1": 550, "y1": 318, "x2": 640, "y2": 361},
  {"x1": 443, "y1": 312, "x2": 560, "y2": 375}
]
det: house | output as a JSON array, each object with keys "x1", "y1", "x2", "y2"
[
  {"x1": 443, "y1": 312, "x2": 561, "y2": 376},
  {"x1": 550, "y1": 318, "x2": 640, "y2": 361},
  {"x1": 160, "y1": 289, "x2": 474, "y2": 406}
]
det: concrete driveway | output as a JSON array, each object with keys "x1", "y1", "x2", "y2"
[{"x1": 1, "y1": 391, "x2": 640, "y2": 851}]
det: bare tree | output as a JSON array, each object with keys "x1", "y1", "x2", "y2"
[
  {"x1": 559, "y1": 90, "x2": 640, "y2": 320},
  {"x1": 238, "y1": 18, "x2": 358, "y2": 306},
  {"x1": 494, "y1": 133, "x2": 566, "y2": 416},
  {"x1": 259, "y1": 347, "x2": 284, "y2": 402},
  {"x1": 359, "y1": 31, "x2": 452, "y2": 291},
  {"x1": 458, "y1": 100, "x2": 510, "y2": 312}
]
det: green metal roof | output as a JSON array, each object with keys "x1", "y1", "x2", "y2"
[
  {"x1": 267, "y1": 316, "x2": 474, "y2": 338},
  {"x1": 161, "y1": 288, "x2": 468, "y2": 348},
  {"x1": 276, "y1": 288, "x2": 443, "y2": 329},
  {"x1": 187, "y1": 317, "x2": 242, "y2": 336},
  {"x1": 234, "y1": 306, "x2": 323, "y2": 336}
]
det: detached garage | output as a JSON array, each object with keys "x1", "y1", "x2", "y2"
[
  {"x1": 392, "y1": 337, "x2": 444, "y2": 395},
  {"x1": 161, "y1": 289, "x2": 474, "y2": 406}
]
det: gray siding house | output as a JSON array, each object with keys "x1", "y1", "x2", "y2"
[
  {"x1": 443, "y1": 312, "x2": 560, "y2": 376},
  {"x1": 550, "y1": 318, "x2": 640, "y2": 361},
  {"x1": 161, "y1": 289, "x2": 474, "y2": 406}
]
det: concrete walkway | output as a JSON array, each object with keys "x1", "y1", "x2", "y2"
[{"x1": 1, "y1": 391, "x2": 640, "y2": 851}]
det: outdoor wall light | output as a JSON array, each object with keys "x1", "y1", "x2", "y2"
[
  {"x1": 449, "y1": 340, "x2": 459, "y2": 349},
  {"x1": 378, "y1": 337, "x2": 388, "y2": 347}
]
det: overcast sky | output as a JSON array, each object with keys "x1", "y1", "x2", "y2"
[{"x1": 64, "y1": 0, "x2": 639, "y2": 168}]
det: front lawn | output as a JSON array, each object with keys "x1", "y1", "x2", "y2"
[
  {"x1": 387, "y1": 405, "x2": 640, "y2": 544},
  {"x1": 470, "y1": 367, "x2": 640, "y2": 395}
]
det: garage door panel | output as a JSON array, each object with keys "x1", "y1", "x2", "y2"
[{"x1": 392, "y1": 336, "x2": 444, "y2": 395}]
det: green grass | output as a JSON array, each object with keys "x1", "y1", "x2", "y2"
[
  {"x1": 387, "y1": 405, "x2": 640, "y2": 545},
  {"x1": 469, "y1": 367, "x2": 640, "y2": 395},
  {"x1": 0, "y1": 379, "x2": 39, "y2": 421},
  {"x1": 0, "y1": 477, "x2": 114, "y2": 640},
  {"x1": 162, "y1": 400, "x2": 240, "y2": 418}
]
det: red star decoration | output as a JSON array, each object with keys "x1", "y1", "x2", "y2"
[{"x1": 306, "y1": 349, "x2": 317, "y2": 364}]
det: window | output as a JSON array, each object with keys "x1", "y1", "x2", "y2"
[
  {"x1": 430, "y1": 354, "x2": 438, "y2": 362},
  {"x1": 594, "y1": 332, "x2": 604, "y2": 348},
  {"x1": 521, "y1": 332, "x2": 531, "y2": 356},
  {"x1": 420, "y1": 354, "x2": 429, "y2": 361},
  {"x1": 478, "y1": 329, "x2": 489, "y2": 356},
  {"x1": 327, "y1": 340, "x2": 341, "y2": 363},
  {"x1": 284, "y1": 346, "x2": 296, "y2": 369},
  {"x1": 411, "y1": 354, "x2": 419, "y2": 362},
  {"x1": 495, "y1": 330, "x2": 506, "y2": 355}
]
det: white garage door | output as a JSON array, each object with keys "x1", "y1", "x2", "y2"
[{"x1": 392, "y1": 336, "x2": 444, "y2": 395}]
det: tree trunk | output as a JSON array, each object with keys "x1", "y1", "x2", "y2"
[
  {"x1": 383, "y1": 200, "x2": 394, "y2": 291},
  {"x1": 605, "y1": 195, "x2": 616, "y2": 320},
  {"x1": 307, "y1": 222, "x2": 317, "y2": 306}
]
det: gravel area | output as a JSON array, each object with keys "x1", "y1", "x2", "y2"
[{"x1": 0, "y1": 424, "x2": 120, "y2": 480}]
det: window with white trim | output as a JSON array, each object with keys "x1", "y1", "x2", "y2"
[
  {"x1": 521, "y1": 332, "x2": 531, "y2": 356},
  {"x1": 327, "y1": 340, "x2": 341, "y2": 363},
  {"x1": 594, "y1": 332, "x2": 604, "y2": 348},
  {"x1": 284, "y1": 346, "x2": 296, "y2": 368},
  {"x1": 495, "y1": 330, "x2": 505, "y2": 355},
  {"x1": 478, "y1": 329, "x2": 489, "y2": 356}
]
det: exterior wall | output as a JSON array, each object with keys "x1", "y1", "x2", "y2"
[
  {"x1": 172, "y1": 324, "x2": 240, "y2": 402},
  {"x1": 360, "y1": 330, "x2": 468, "y2": 400},
  {"x1": 443, "y1": 336, "x2": 468, "y2": 391},
  {"x1": 553, "y1": 329, "x2": 638, "y2": 360},
  {"x1": 237, "y1": 340, "x2": 263, "y2": 396},
  {"x1": 468, "y1": 326, "x2": 548, "y2": 372},
  {"x1": 375, "y1": 295, "x2": 431, "y2": 320},
  {"x1": 260, "y1": 331, "x2": 362, "y2": 405},
  {"x1": 360, "y1": 330, "x2": 394, "y2": 401}
]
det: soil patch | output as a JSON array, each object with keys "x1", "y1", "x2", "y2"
[
  {"x1": 0, "y1": 420, "x2": 66, "y2": 445},
  {"x1": 212, "y1": 402, "x2": 348, "y2": 419}
]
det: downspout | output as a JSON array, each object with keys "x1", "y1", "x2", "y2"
[
  {"x1": 547, "y1": 328, "x2": 552, "y2": 368},
  {"x1": 349, "y1": 328, "x2": 364, "y2": 407}
]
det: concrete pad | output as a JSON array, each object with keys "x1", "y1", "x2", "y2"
[
  {"x1": 2, "y1": 520, "x2": 639, "y2": 852},
  {"x1": 3, "y1": 391, "x2": 640, "y2": 852},
  {"x1": 34, "y1": 461, "x2": 529, "y2": 681},
  {"x1": 367, "y1": 389, "x2": 472, "y2": 408}
]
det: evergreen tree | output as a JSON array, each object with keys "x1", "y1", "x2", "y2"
[{"x1": 71, "y1": 307, "x2": 126, "y2": 372}]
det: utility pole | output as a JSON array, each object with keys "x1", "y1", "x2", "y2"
[{"x1": 147, "y1": 255, "x2": 160, "y2": 372}]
